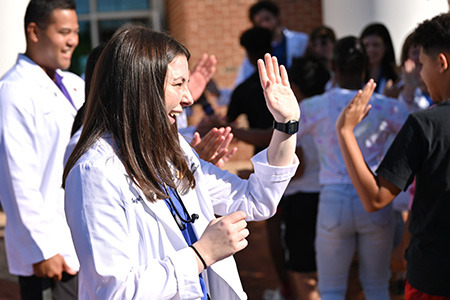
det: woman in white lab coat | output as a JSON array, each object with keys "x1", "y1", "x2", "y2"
[{"x1": 63, "y1": 25, "x2": 300, "y2": 300}]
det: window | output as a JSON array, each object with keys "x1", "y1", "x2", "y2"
[{"x1": 71, "y1": 0, "x2": 165, "y2": 75}]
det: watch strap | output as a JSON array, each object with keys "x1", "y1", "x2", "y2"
[{"x1": 273, "y1": 120, "x2": 299, "y2": 134}]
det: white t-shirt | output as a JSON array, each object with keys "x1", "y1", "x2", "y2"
[{"x1": 298, "y1": 87, "x2": 409, "y2": 185}]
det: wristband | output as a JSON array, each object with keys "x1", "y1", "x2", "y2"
[{"x1": 190, "y1": 245, "x2": 208, "y2": 269}]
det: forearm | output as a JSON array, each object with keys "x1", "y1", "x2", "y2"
[
  {"x1": 292, "y1": 146, "x2": 305, "y2": 178},
  {"x1": 399, "y1": 212, "x2": 411, "y2": 250},
  {"x1": 335, "y1": 80, "x2": 399, "y2": 212},
  {"x1": 337, "y1": 129, "x2": 389, "y2": 211},
  {"x1": 267, "y1": 129, "x2": 297, "y2": 167}
]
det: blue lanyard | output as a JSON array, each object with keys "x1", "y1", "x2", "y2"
[{"x1": 163, "y1": 185, "x2": 208, "y2": 300}]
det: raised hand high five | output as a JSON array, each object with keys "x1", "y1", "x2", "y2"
[
  {"x1": 257, "y1": 53, "x2": 300, "y2": 123},
  {"x1": 257, "y1": 53, "x2": 300, "y2": 167}
]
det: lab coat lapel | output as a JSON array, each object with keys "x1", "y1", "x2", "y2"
[
  {"x1": 178, "y1": 134, "x2": 213, "y2": 237},
  {"x1": 60, "y1": 71, "x2": 84, "y2": 110},
  {"x1": 129, "y1": 183, "x2": 187, "y2": 249},
  {"x1": 18, "y1": 56, "x2": 78, "y2": 114}
]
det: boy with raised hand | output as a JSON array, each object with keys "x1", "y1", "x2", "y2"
[{"x1": 336, "y1": 13, "x2": 450, "y2": 298}]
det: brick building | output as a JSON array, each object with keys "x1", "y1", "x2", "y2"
[
  {"x1": 1, "y1": 0, "x2": 447, "y2": 81},
  {"x1": 165, "y1": 0, "x2": 322, "y2": 88}
]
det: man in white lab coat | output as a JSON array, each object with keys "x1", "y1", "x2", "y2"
[
  {"x1": 0, "y1": 0, "x2": 83, "y2": 298},
  {"x1": 234, "y1": 0, "x2": 308, "y2": 86}
]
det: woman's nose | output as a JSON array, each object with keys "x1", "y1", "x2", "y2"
[{"x1": 182, "y1": 87, "x2": 194, "y2": 107}]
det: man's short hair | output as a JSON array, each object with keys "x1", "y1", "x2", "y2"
[
  {"x1": 249, "y1": 1, "x2": 279, "y2": 22},
  {"x1": 240, "y1": 26, "x2": 273, "y2": 60},
  {"x1": 412, "y1": 12, "x2": 450, "y2": 56},
  {"x1": 24, "y1": 0, "x2": 76, "y2": 31}
]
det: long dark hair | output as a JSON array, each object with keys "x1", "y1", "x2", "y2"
[
  {"x1": 63, "y1": 25, "x2": 195, "y2": 201},
  {"x1": 400, "y1": 32, "x2": 416, "y2": 66},
  {"x1": 360, "y1": 23, "x2": 398, "y2": 82}
]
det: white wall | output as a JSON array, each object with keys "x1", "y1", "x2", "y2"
[
  {"x1": 322, "y1": 0, "x2": 448, "y2": 64},
  {"x1": 0, "y1": 0, "x2": 29, "y2": 77}
]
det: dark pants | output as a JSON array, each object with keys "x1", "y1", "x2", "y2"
[{"x1": 18, "y1": 272, "x2": 78, "y2": 300}]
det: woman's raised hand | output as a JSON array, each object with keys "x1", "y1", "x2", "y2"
[{"x1": 257, "y1": 53, "x2": 300, "y2": 123}]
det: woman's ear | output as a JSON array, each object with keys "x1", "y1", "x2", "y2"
[{"x1": 438, "y1": 53, "x2": 449, "y2": 72}]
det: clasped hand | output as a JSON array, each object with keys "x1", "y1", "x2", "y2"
[
  {"x1": 193, "y1": 211, "x2": 249, "y2": 268},
  {"x1": 33, "y1": 253, "x2": 77, "y2": 281}
]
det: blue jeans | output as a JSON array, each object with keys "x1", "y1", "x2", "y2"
[{"x1": 316, "y1": 184, "x2": 394, "y2": 300}]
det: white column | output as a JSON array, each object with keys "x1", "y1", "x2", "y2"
[
  {"x1": 322, "y1": 0, "x2": 448, "y2": 64},
  {"x1": 0, "y1": 0, "x2": 29, "y2": 77}
]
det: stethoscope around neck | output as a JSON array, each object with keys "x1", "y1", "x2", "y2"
[{"x1": 163, "y1": 184, "x2": 199, "y2": 230}]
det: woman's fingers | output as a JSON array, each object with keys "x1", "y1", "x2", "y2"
[
  {"x1": 264, "y1": 53, "x2": 276, "y2": 84},
  {"x1": 258, "y1": 58, "x2": 269, "y2": 89},
  {"x1": 258, "y1": 53, "x2": 285, "y2": 88},
  {"x1": 271, "y1": 56, "x2": 281, "y2": 84},
  {"x1": 280, "y1": 65, "x2": 290, "y2": 87}
]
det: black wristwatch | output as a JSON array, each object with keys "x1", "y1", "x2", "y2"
[{"x1": 273, "y1": 120, "x2": 299, "y2": 134}]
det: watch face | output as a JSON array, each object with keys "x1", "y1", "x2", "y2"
[
  {"x1": 273, "y1": 120, "x2": 299, "y2": 134},
  {"x1": 287, "y1": 120, "x2": 299, "y2": 134}
]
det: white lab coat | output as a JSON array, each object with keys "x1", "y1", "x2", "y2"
[
  {"x1": 64, "y1": 133, "x2": 298, "y2": 299},
  {"x1": 0, "y1": 54, "x2": 84, "y2": 275},
  {"x1": 234, "y1": 28, "x2": 309, "y2": 86}
]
